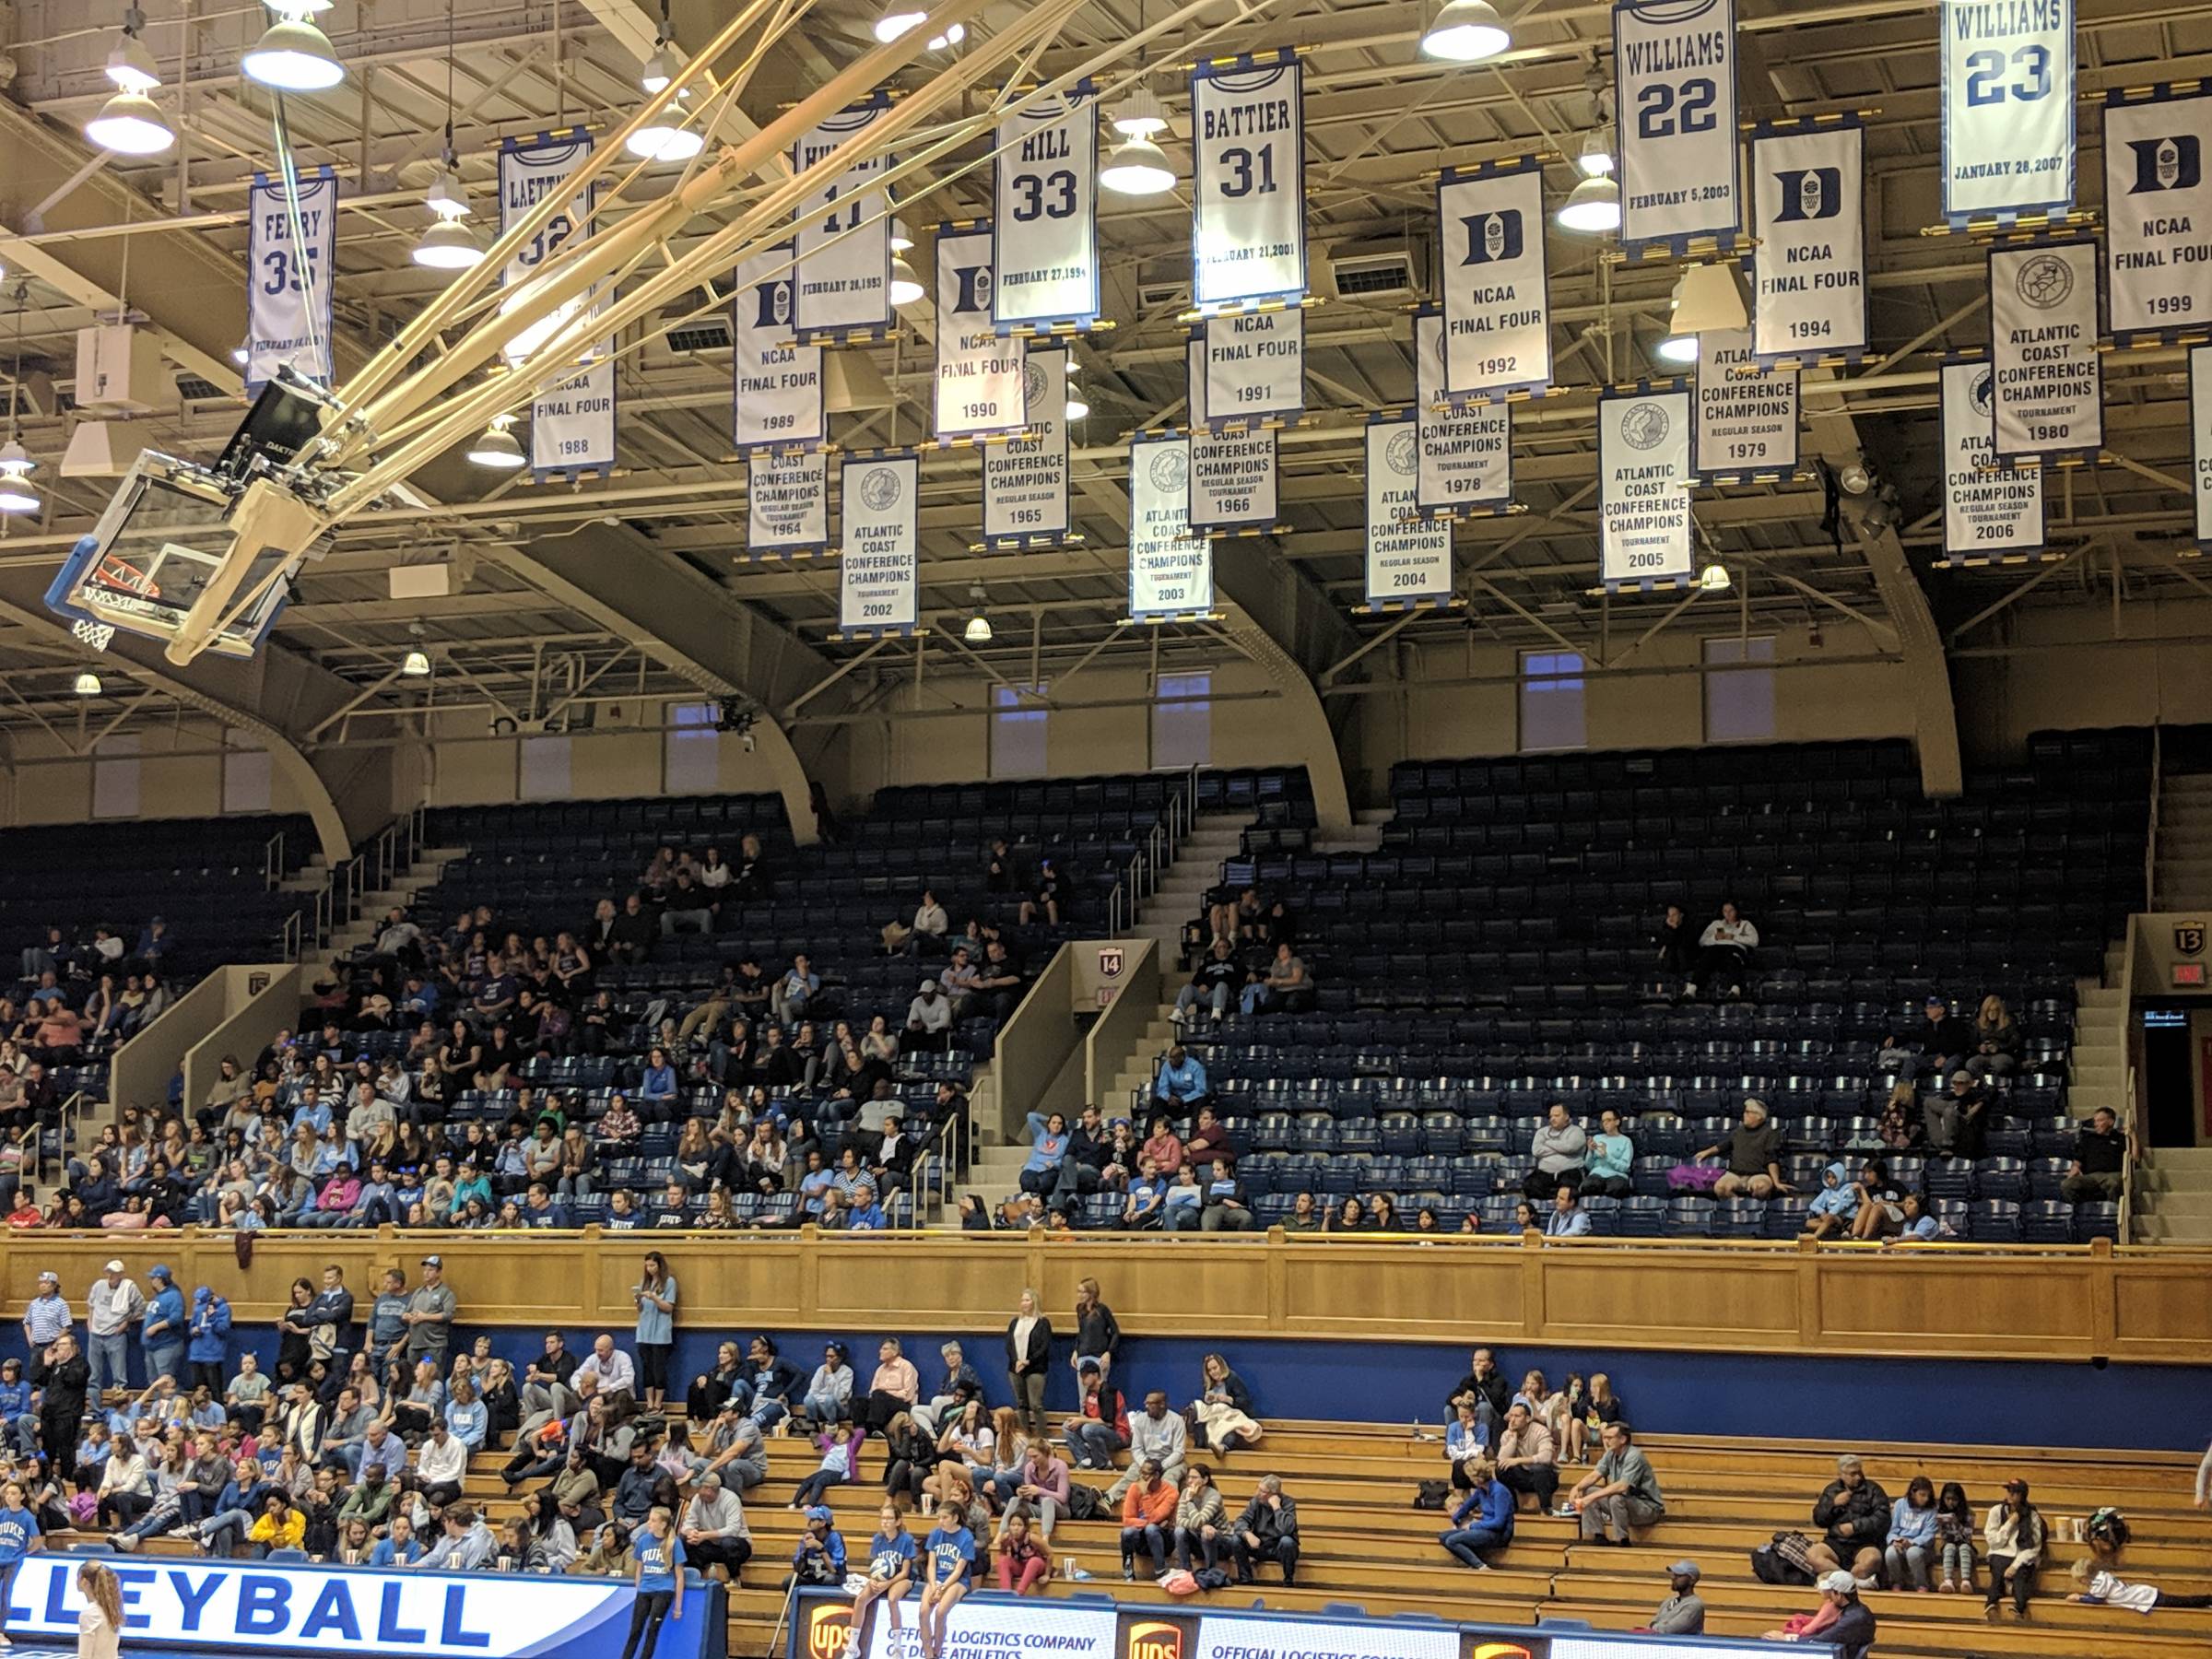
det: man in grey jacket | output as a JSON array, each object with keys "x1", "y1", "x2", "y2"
[
  {"x1": 678, "y1": 1471, "x2": 753, "y2": 1582},
  {"x1": 1649, "y1": 1561, "x2": 1706, "y2": 1634},
  {"x1": 1524, "y1": 1103, "x2": 1588, "y2": 1201},
  {"x1": 1105, "y1": 1392, "x2": 1187, "y2": 1501},
  {"x1": 1230, "y1": 1475, "x2": 1299, "y2": 1585}
]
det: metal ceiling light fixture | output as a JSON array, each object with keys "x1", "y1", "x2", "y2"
[
  {"x1": 1574, "y1": 127, "x2": 1616, "y2": 178},
  {"x1": 641, "y1": 1, "x2": 681, "y2": 92},
  {"x1": 1065, "y1": 360, "x2": 1088, "y2": 421},
  {"x1": 1103, "y1": 7, "x2": 1175, "y2": 194},
  {"x1": 888, "y1": 217, "x2": 914, "y2": 253},
  {"x1": 414, "y1": 3, "x2": 484, "y2": 272},
  {"x1": 889, "y1": 252, "x2": 925, "y2": 306},
  {"x1": 242, "y1": 5, "x2": 346, "y2": 93},
  {"x1": 106, "y1": 6, "x2": 161, "y2": 91},
  {"x1": 1555, "y1": 173, "x2": 1620, "y2": 233},
  {"x1": 1421, "y1": 0, "x2": 1512, "y2": 63},
  {"x1": 73, "y1": 671, "x2": 103, "y2": 697},
  {"x1": 875, "y1": 8, "x2": 929, "y2": 42},
  {"x1": 401, "y1": 649, "x2": 432, "y2": 677},
  {"x1": 1699, "y1": 562, "x2": 1732, "y2": 592},
  {"x1": 465, "y1": 415, "x2": 526, "y2": 469},
  {"x1": 0, "y1": 288, "x2": 39, "y2": 516},
  {"x1": 629, "y1": 89, "x2": 705, "y2": 161},
  {"x1": 963, "y1": 585, "x2": 994, "y2": 643},
  {"x1": 85, "y1": 89, "x2": 175, "y2": 155}
]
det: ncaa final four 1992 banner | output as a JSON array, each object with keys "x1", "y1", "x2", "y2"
[
  {"x1": 2103, "y1": 87, "x2": 2212, "y2": 343},
  {"x1": 1436, "y1": 159, "x2": 1551, "y2": 401},
  {"x1": 1189, "y1": 50, "x2": 1306, "y2": 311},
  {"x1": 1940, "y1": 0, "x2": 2075, "y2": 225},
  {"x1": 1750, "y1": 121, "x2": 1867, "y2": 366},
  {"x1": 1613, "y1": 0, "x2": 1741, "y2": 254},
  {"x1": 994, "y1": 86, "x2": 1100, "y2": 331}
]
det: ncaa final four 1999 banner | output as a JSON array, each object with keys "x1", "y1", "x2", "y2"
[
  {"x1": 1939, "y1": 0, "x2": 2075, "y2": 225},
  {"x1": 1189, "y1": 50, "x2": 1306, "y2": 311},
  {"x1": 1750, "y1": 120, "x2": 1867, "y2": 367},
  {"x1": 2103, "y1": 87, "x2": 2212, "y2": 344},
  {"x1": 1613, "y1": 0, "x2": 1741, "y2": 254},
  {"x1": 1435, "y1": 159, "x2": 1551, "y2": 401}
]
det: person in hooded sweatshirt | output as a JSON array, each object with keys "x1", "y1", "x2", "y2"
[
  {"x1": 1801, "y1": 1162, "x2": 1861, "y2": 1241},
  {"x1": 186, "y1": 1288, "x2": 232, "y2": 1395}
]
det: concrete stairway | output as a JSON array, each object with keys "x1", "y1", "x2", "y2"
[
  {"x1": 1127, "y1": 812, "x2": 1251, "y2": 959},
  {"x1": 319, "y1": 844, "x2": 469, "y2": 959},
  {"x1": 2068, "y1": 938, "x2": 2128, "y2": 1126},
  {"x1": 2155, "y1": 771, "x2": 2212, "y2": 912},
  {"x1": 2132, "y1": 1147, "x2": 2212, "y2": 1243}
]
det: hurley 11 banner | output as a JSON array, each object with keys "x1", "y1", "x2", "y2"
[
  {"x1": 1128, "y1": 436, "x2": 1214, "y2": 619},
  {"x1": 1750, "y1": 120, "x2": 1867, "y2": 366},
  {"x1": 2102, "y1": 88, "x2": 2212, "y2": 344},
  {"x1": 837, "y1": 453, "x2": 919, "y2": 636},
  {"x1": 1598, "y1": 387, "x2": 1695, "y2": 589},
  {"x1": 1189, "y1": 50, "x2": 1306, "y2": 311},
  {"x1": 1986, "y1": 239, "x2": 2103, "y2": 465},
  {"x1": 934, "y1": 225, "x2": 1028, "y2": 442},
  {"x1": 1941, "y1": 359, "x2": 2045, "y2": 563},
  {"x1": 1200, "y1": 309, "x2": 1304, "y2": 425},
  {"x1": 1693, "y1": 328, "x2": 1799, "y2": 484},
  {"x1": 793, "y1": 95, "x2": 893, "y2": 340},
  {"x1": 1364, "y1": 414, "x2": 1453, "y2": 606},
  {"x1": 746, "y1": 448, "x2": 830, "y2": 559},
  {"x1": 993, "y1": 86, "x2": 1100, "y2": 331},
  {"x1": 247, "y1": 165, "x2": 337, "y2": 392},
  {"x1": 1435, "y1": 158, "x2": 1552, "y2": 401},
  {"x1": 1939, "y1": 0, "x2": 2075, "y2": 225},
  {"x1": 1613, "y1": 0, "x2": 1741, "y2": 253},
  {"x1": 499, "y1": 133, "x2": 615, "y2": 477},
  {"x1": 1414, "y1": 309, "x2": 1513, "y2": 516},
  {"x1": 2194, "y1": 345, "x2": 2212, "y2": 552},
  {"x1": 731, "y1": 242, "x2": 824, "y2": 451}
]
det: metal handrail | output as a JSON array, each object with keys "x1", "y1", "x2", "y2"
[
  {"x1": 2115, "y1": 912, "x2": 2141, "y2": 1241},
  {"x1": 2145, "y1": 724, "x2": 2163, "y2": 910},
  {"x1": 29, "y1": 1088, "x2": 88, "y2": 1188},
  {"x1": 262, "y1": 830, "x2": 286, "y2": 892}
]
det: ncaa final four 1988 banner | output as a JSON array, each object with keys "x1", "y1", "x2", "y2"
[
  {"x1": 1940, "y1": 0, "x2": 2075, "y2": 224},
  {"x1": 2103, "y1": 87, "x2": 2212, "y2": 343},
  {"x1": 1613, "y1": 0, "x2": 1741, "y2": 253}
]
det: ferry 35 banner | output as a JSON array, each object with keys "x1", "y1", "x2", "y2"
[
  {"x1": 247, "y1": 165, "x2": 337, "y2": 392},
  {"x1": 2103, "y1": 88, "x2": 2212, "y2": 344},
  {"x1": 1190, "y1": 51, "x2": 1306, "y2": 310},
  {"x1": 1749, "y1": 121, "x2": 1867, "y2": 366},
  {"x1": 1939, "y1": 0, "x2": 2075, "y2": 225},
  {"x1": 1613, "y1": 0, "x2": 1742, "y2": 253}
]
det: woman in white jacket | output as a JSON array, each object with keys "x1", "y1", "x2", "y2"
[{"x1": 1982, "y1": 1478, "x2": 2046, "y2": 1622}]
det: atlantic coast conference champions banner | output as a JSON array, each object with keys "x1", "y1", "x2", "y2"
[
  {"x1": 983, "y1": 346, "x2": 1070, "y2": 548},
  {"x1": 1182, "y1": 335, "x2": 1282, "y2": 529},
  {"x1": 1128, "y1": 435, "x2": 1213, "y2": 619},
  {"x1": 747, "y1": 447, "x2": 830, "y2": 558},
  {"x1": 1940, "y1": 0, "x2": 2076, "y2": 224},
  {"x1": 732, "y1": 241, "x2": 825, "y2": 450},
  {"x1": 934, "y1": 226, "x2": 1028, "y2": 441},
  {"x1": 794, "y1": 95, "x2": 893, "y2": 339},
  {"x1": 1694, "y1": 327, "x2": 1800, "y2": 483},
  {"x1": 1415, "y1": 309, "x2": 1513, "y2": 515},
  {"x1": 2103, "y1": 88, "x2": 2212, "y2": 343},
  {"x1": 1987, "y1": 239, "x2": 2103, "y2": 464},
  {"x1": 1436, "y1": 159, "x2": 1552, "y2": 400},
  {"x1": 1613, "y1": 0, "x2": 1742, "y2": 253},
  {"x1": 1201, "y1": 308, "x2": 1304, "y2": 425},
  {"x1": 1599, "y1": 387, "x2": 1695, "y2": 588},
  {"x1": 500, "y1": 133, "x2": 615, "y2": 477},
  {"x1": 1365, "y1": 415, "x2": 1453, "y2": 606},
  {"x1": 1942, "y1": 359, "x2": 2045, "y2": 562},
  {"x1": 1190, "y1": 51, "x2": 1306, "y2": 310},
  {"x1": 1750, "y1": 122, "x2": 1867, "y2": 365},
  {"x1": 994, "y1": 87, "x2": 1100, "y2": 330},
  {"x1": 2194, "y1": 345, "x2": 2212, "y2": 551},
  {"x1": 838, "y1": 453, "x2": 918, "y2": 636},
  {"x1": 247, "y1": 166, "x2": 337, "y2": 392}
]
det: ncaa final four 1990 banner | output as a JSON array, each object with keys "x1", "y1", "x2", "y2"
[
  {"x1": 1750, "y1": 121, "x2": 1867, "y2": 366},
  {"x1": 2103, "y1": 87, "x2": 2212, "y2": 343},
  {"x1": 934, "y1": 226, "x2": 1028, "y2": 441},
  {"x1": 1436, "y1": 159, "x2": 1551, "y2": 401},
  {"x1": 1190, "y1": 51, "x2": 1306, "y2": 310},
  {"x1": 1940, "y1": 0, "x2": 2075, "y2": 224},
  {"x1": 1613, "y1": 0, "x2": 1741, "y2": 253}
]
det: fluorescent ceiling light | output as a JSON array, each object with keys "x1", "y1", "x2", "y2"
[
  {"x1": 241, "y1": 18, "x2": 346, "y2": 92},
  {"x1": 1101, "y1": 136, "x2": 1175, "y2": 196},
  {"x1": 85, "y1": 89, "x2": 174, "y2": 155},
  {"x1": 1421, "y1": 0, "x2": 1511, "y2": 63}
]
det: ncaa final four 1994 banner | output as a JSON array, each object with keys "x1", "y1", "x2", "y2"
[
  {"x1": 1598, "y1": 388, "x2": 1695, "y2": 589},
  {"x1": 838, "y1": 454, "x2": 918, "y2": 637},
  {"x1": 2103, "y1": 88, "x2": 2212, "y2": 343},
  {"x1": 1987, "y1": 240, "x2": 2103, "y2": 465},
  {"x1": 1940, "y1": 0, "x2": 2075, "y2": 224},
  {"x1": 1190, "y1": 51, "x2": 1306, "y2": 311},
  {"x1": 1750, "y1": 121, "x2": 1867, "y2": 366},
  {"x1": 1436, "y1": 159, "x2": 1551, "y2": 401},
  {"x1": 994, "y1": 86, "x2": 1100, "y2": 331},
  {"x1": 1613, "y1": 0, "x2": 1742, "y2": 253}
]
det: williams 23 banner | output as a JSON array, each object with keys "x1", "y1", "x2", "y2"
[
  {"x1": 1940, "y1": 0, "x2": 2075, "y2": 224},
  {"x1": 1614, "y1": 0, "x2": 1741, "y2": 253},
  {"x1": 1190, "y1": 51, "x2": 1306, "y2": 310}
]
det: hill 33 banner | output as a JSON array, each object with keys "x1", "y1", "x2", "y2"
[{"x1": 994, "y1": 85, "x2": 1100, "y2": 331}]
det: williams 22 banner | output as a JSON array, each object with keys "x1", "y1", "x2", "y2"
[{"x1": 1613, "y1": 0, "x2": 1742, "y2": 253}]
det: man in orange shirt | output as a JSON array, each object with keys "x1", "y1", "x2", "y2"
[{"x1": 1119, "y1": 1458, "x2": 1176, "y2": 1581}]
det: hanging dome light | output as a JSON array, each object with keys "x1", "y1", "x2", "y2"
[
  {"x1": 888, "y1": 218, "x2": 914, "y2": 253},
  {"x1": 466, "y1": 418, "x2": 526, "y2": 469},
  {"x1": 963, "y1": 585, "x2": 993, "y2": 642},
  {"x1": 1065, "y1": 387, "x2": 1089, "y2": 421},
  {"x1": 641, "y1": 39, "x2": 683, "y2": 94},
  {"x1": 85, "y1": 89, "x2": 174, "y2": 155},
  {"x1": 1111, "y1": 88, "x2": 1169, "y2": 139},
  {"x1": 1654, "y1": 332, "x2": 1699, "y2": 365},
  {"x1": 1421, "y1": 0, "x2": 1512, "y2": 62},
  {"x1": 1556, "y1": 173, "x2": 1621, "y2": 233},
  {"x1": 889, "y1": 253, "x2": 925, "y2": 307},
  {"x1": 874, "y1": 9, "x2": 928, "y2": 42},
  {"x1": 242, "y1": 18, "x2": 345, "y2": 92},
  {"x1": 106, "y1": 10, "x2": 161, "y2": 93},
  {"x1": 401, "y1": 649, "x2": 432, "y2": 677},
  {"x1": 1699, "y1": 562, "x2": 1732, "y2": 592},
  {"x1": 927, "y1": 21, "x2": 966, "y2": 49},
  {"x1": 73, "y1": 671, "x2": 103, "y2": 698},
  {"x1": 0, "y1": 441, "x2": 37, "y2": 514},
  {"x1": 1574, "y1": 128, "x2": 1616, "y2": 179},
  {"x1": 1101, "y1": 135, "x2": 1175, "y2": 196},
  {"x1": 414, "y1": 216, "x2": 484, "y2": 270},
  {"x1": 231, "y1": 340, "x2": 251, "y2": 367},
  {"x1": 628, "y1": 91, "x2": 704, "y2": 162}
]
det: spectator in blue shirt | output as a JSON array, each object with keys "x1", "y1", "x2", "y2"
[
  {"x1": 1123, "y1": 1159, "x2": 1168, "y2": 1230},
  {"x1": 1885, "y1": 1192, "x2": 1946, "y2": 1245},
  {"x1": 1153, "y1": 1046, "x2": 1211, "y2": 1115},
  {"x1": 520, "y1": 1182, "x2": 571, "y2": 1229},
  {"x1": 638, "y1": 1048, "x2": 680, "y2": 1111},
  {"x1": 919, "y1": 1515, "x2": 975, "y2": 1657},
  {"x1": 0, "y1": 1477, "x2": 40, "y2": 1629},
  {"x1": 771, "y1": 956, "x2": 820, "y2": 1028},
  {"x1": 847, "y1": 1182, "x2": 888, "y2": 1231},
  {"x1": 1544, "y1": 1188, "x2": 1592, "y2": 1240},
  {"x1": 1440, "y1": 1460, "x2": 1515, "y2": 1571},
  {"x1": 185, "y1": 1289, "x2": 231, "y2": 1395},
  {"x1": 1802, "y1": 1161, "x2": 1862, "y2": 1241},
  {"x1": 140, "y1": 1267, "x2": 186, "y2": 1385},
  {"x1": 618, "y1": 1507, "x2": 685, "y2": 1659},
  {"x1": 1583, "y1": 1110, "x2": 1635, "y2": 1200},
  {"x1": 1885, "y1": 1475, "x2": 1940, "y2": 1591},
  {"x1": 0, "y1": 1361, "x2": 29, "y2": 1452},
  {"x1": 367, "y1": 1510, "x2": 423, "y2": 1566},
  {"x1": 790, "y1": 1503, "x2": 848, "y2": 1585},
  {"x1": 1018, "y1": 1112, "x2": 1072, "y2": 1197}
]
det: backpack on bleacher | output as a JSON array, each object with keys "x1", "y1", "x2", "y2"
[
  {"x1": 1067, "y1": 1483, "x2": 1111, "y2": 1521},
  {"x1": 1750, "y1": 1530, "x2": 1818, "y2": 1587},
  {"x1": 1411, "y1": 1479, "x2": 1451, "y2": 1511}
]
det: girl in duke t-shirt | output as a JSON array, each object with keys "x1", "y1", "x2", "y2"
[
  {"x1": 843, "y1": 1503, "x2": 918, "y2": 1659},
  {"x1": 918, "y1": 1518, "x2": 975, "y2": 1659},
  {"x1": 618, "y1": 1505, "x2": 685, "y2": 1659},
  {"x1": 0, "y1": 1477, "x2": 41, "y2": 1649}
]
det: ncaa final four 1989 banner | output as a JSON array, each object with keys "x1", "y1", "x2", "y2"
[
  {"x1": 1940, "y1": 0, "x2": 2075, "y2": 224},
  {"x1": 1190, "y1": 51, "x2": 1306, "y2": 310},
  {"x1": 732, "y1": 241, "x2": 825, "y2": 451},
  {"x1": 2103, "y1": 87, "x2": 2212, "y2": 343},
  {"x1": 1613, "y1": 0, "x2": 1741, "y2": 253}
]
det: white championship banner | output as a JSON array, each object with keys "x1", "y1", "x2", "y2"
[
  {"x1": 747, "y1": 447, "x2": 830, "y2": 559},
  {"x1": 1190, "y1": 51, "x2": 1307, "y2": 310},
  {"x1": 247, "y1": 165, "x2": 337, "y2": 391},
  {"x1": 500, "y1": 133, "x2": 615, "y2": 477},
  {"x1": 1436, "y1": 159, "x2": 1552, "y2": 401},
  {"x1": 983, "y1": 346, "x2": 1071, "y2": 548},
  {"x1": 934, "y1": 226, "x2": 1028, "y2": 441},
  {"x1": 994, "y1": 86, "x2": 1100, "y2": 330},
  {"x1": 1365, "y1": 416, "x2": 1454, "y2": 606},
  {"x1": 1940, "y1": 0, "x2": 2075, "y2": 224},
  {"x1": 1693, "y1": 327, "x2": 1800, "y2": 483},
  {"x1": 1415, "y1": 310, "x2": 1513, "y2": 515},
  {"x1": 1750, "y1": 121, "x2": 1867, "y2": 365},
  {"x1": 2194, "y1": 345, "x2": 2212, "y2": 552},
  {"x1": 732, "y1": 241, "x2": 825, "y2": 451},
  {"x1": 2103, "y1": 88, "x2": 2212, "y2": 343},
  {"x1": 1942, "y1": 359, "x2": 2045, "y2": 562},
  {"x1": 1613, "y1": 0, "x2": 1742, "y2": 253},
  {"x1": 1202, "y1": 308, "x2": 1305, "y2": 425},
  {"x1": 1599, "y1": 387, "x2": 1695, "y2": 588},
  {"x1": 1189, "y1": 424, "x2": 1279, "y2": 533},
  {"x1": 1128, "y1": 435, "x2": 1214, "y2": 619},
  {"x1": 838, "y1": 453, "x2": 919, "y2": 636},
  {"x1": 1987, "y1": 239, "x2": 2103, "y2": 465},
  {"x1": 794, "y1": 95, "x2": 893, "y2": 340}
]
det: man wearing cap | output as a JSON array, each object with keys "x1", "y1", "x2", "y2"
[
  {"x1": 677, "y1": 1470, "x2": 753, "y2": 1582},
  {"x1": 20, "y1": 1273, "x2": 70, "y2": 1354},
  {"x1": 1886, "y1": 994, "x2": 1975, "y2": 1085},
  {"x1": 702, "y1": 1399, "x2": 770, "y2": 1491},
  {"x1": 140, "y1": 1267, "x2": 186, "y2": 1387},
  {"x1": 84, "y1": 1260, "x2": 145, "y2": 1399},
  {"x1": 1648, "y1": 1561, "x2": 1707, "y2": 1634},
  {"x1": 402, "y1": 1256, "x2": 455, "y2": 1367},
  {"x1": 1767, "y1": 1572, "x2": 1877, "y2": 1659},
  {"x1": 1699, "y1": 1099, "x2": 1791, "y2": 1201},
  {"x1": 905, "y1": 979, "x2": 953, "y2": 1051}
]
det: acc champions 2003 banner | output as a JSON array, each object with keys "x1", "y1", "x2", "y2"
[{"x1": 0, "y1": 1554, "x2": 723, "y2": 1659}]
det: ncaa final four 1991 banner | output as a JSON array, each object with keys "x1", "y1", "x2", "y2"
[
  {"x1": 1940, "y1": 0, "x2": 2075, "y2": 224},
  {"x1": 2103, "y1": 87, "x2": 2212, "y2": 343}
]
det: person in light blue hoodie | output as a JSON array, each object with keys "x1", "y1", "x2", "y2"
[
  {"x1": 1803, "y1": 1162, "x2": 1861, "y2": 1241},
  {"x1": 1884, "y1": 1475, "x2": 1940, "y2": 1590},
  {"x1": 1583, "y1": 1110, "x2": 1635, "y2": 1199}
]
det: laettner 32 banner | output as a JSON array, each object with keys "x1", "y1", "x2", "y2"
[
  {"x1": 1613, "y1": 0, "x2": 1742, "y2": 253},
  {"x1": 732, "y1": 242, "x2": 825, "y2": 451},
  {"x1": 982, "y1": 346, "x2": 1070, "y2": 548},
  {"x1": 499, "y1": 133, "x2": 614, "y2": 477},
  {"x1": 1939, "y1": 0, "x2": 2075, "y2": 225},
  {"x1": 934, "y1": 226, "x2": 1027, "y2": 442},
  {"x1": 1190, "y1": 50, "x2": 1306, "y2": 310},
  {"x1": 1750, "y1": 120, "x2": 1867, "y2": 366},
  {"x1": 994, "y1": 86, "x2": 1100, "y2": 331},
  {"x1": 1598, "y1": 387, "x2": 1695, "y2": 589},
  {"x1": 1414, "y1": 309, "x2": 1513, "y2": 516},
  {"x1": 1435, "y1": 159, "x2": 1552, "y2": 401},
  {"x1": 2103, "y1": 88, "x2": 2212, "y2": 343},
  {"x1": 1128, "y1": 435, "x2": 1214, "y2": 619},
  {"x1": 1942, "y1": 358, "x2": 2044, "y2": 562},
  {"x1": 2193, "y1": 345, "x2": 2212, "y2": 551},
  {"x1": 838, "y1": 453, "x2": 919, "y2": 637},
  {"x1": 246, "y1": 165, "x2": 336, "y2": 392},
  {"x1": 793, "y1": 95, "x2": 893, "y2": 340},
  {"x1": 1987, "y1": 239, "x2": 2103, "y2": 465},
  {"x1": 1364, "y1": 414, "x2": 1454, "y2": 606}
]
